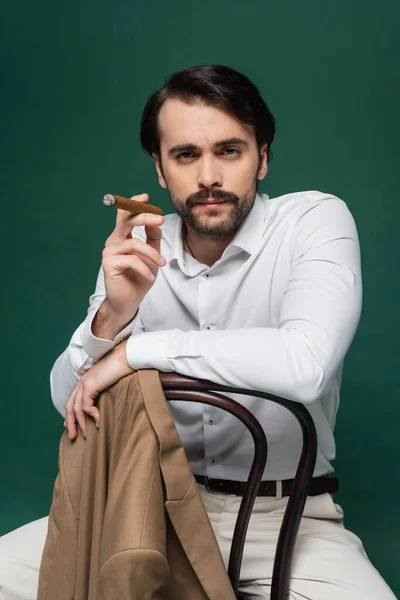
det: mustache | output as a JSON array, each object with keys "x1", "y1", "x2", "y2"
[{"x1": 186, "y1": 189, "x2": 239, "y2": 207}]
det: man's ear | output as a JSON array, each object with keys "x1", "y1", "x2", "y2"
[
  {"x1": 257, "y1": 143, "x2": 268, "y2": 180},
  {"x1": 152, "y1": 153, "x2": 168, "y2": 189}
]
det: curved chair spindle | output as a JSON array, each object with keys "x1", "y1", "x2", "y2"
[{"x1": 160, "y1": 373, "x2": 318, "y2": 600}]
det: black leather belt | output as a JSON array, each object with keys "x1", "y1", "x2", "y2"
[{"x1": 194, "y1": 474, "x2": 339, "y2": 497}]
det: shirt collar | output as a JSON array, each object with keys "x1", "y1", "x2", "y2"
[
  {"x1": 169, "y1": 192, "x2": 269, "y2": 272},
  {"x1": 224, "y1": 192, "x2": 268, "y2": 257},
  {"x1": 170, "y1": 218, "x2": 188, "y2": 271}
]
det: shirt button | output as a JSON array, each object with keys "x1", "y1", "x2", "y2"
[
  {"x1": 205, "y1": 273, "x2": 210, "y2": 278},
  {"x1": 211, "y1": 458, "x2": 216, "y2": 464},
  {"x1": 208, "y1": 418, "x2": 215, "y2": 425},
  {"x1": 204, "y1": 325, "x2": 211, "y2": 330}
]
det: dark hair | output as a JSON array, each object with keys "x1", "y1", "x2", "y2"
[{"x1": 140, "y1": 64, "x2": 276, "y2": 163}]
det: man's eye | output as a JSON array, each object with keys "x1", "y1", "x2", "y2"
[
  {"x1": 223, "y1": 148, "x2": 240, "y2": 156},
  {"x1": 176, "y1": 148, "x2": 240, "y2": 161}
]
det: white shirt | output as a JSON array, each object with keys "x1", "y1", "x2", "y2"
[{"x1": 50, "y1": 190, "x2": 362, "y2": 481}]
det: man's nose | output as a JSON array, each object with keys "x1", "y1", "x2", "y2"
[{"x1": 197, "y1": 156, "x2": 222, "y2": 189}]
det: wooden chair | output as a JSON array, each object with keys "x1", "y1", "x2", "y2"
[{"x1": 160, "y1": 373, "x2": 318, "y2": 600}]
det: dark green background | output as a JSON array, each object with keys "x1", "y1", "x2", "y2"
[{"x1": 1, "y1": 0, "x2": 399, "y2": 595}]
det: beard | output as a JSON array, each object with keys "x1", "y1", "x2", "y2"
[{"x1": 166, "y1": 177, "x2": 259, "y2": 238}]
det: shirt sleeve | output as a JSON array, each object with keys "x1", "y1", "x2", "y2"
[
  {"x1": 126, "y1": 198, "x2": 362, "y2": 404},
  {"x1": 50, "y1": 266, "x2": 144, "y2": 416}
]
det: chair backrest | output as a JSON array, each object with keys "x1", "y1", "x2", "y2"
[{"x1": 160, "y1": 373, "x2": 318, "y2": 600}]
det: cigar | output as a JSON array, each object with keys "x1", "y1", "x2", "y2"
[{"x1": 103, "y1": 194, "x2": 164, "y2": 216}]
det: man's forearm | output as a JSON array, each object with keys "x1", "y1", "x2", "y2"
[{"x1": 91, "y1": 299, "x2": 138, "y2": 341}]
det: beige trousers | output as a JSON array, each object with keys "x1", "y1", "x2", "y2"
[
  {"x1": 197, "y1": 486, "x2": 397, "y2": 599},
  {"x1": 0, "y1": 490, "x2": 397, "y2": 600}
]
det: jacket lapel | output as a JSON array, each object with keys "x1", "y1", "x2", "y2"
[{"x1": 138, "y1": 370, "x2": 236, "y2": 600}]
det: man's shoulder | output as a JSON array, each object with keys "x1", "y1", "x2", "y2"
[
  {"x1": 269, "y1": 189, "x2": 346, "y2": 212},
  {"x1": 266, "y1": 190, "x2": 353, "y2": 227},
  {"x1": 262, "y1": 190, "x2": 358, "y2": 253}
]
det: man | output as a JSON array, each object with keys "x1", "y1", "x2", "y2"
[{"x1": 0, "y1": 65, "x2": 396, "y2": 599}]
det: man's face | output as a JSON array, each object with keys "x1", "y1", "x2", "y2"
[{"x1": 153, "y1": 99, "x2": 268, "y2": 238}]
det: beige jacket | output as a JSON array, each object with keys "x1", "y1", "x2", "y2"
[{"x1": 38, "y1": 369, "x2": 236, "y2": 600}]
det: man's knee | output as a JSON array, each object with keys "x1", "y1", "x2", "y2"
[
  {"x1": 0, "y1": 553, "x2": 40, "y2": 600},
  {"x1": 0, "y1": 553, "x2": 18, "y2": 599}
]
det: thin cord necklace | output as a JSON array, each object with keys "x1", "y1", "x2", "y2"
[{"x1": 185, "y1": 226, "x2": 196, "y2": 259}]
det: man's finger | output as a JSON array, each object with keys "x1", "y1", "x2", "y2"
[
  {"x1": 72, "y1": 386, "x2": 87, "y2": 438},
  {"x1": 81, "y1": 385, "x2": 99, "y2": 423},
  {"x1": 103, "y1": 193, "x2": 149, "y2": 246},
  {"x1": 83, "y1": 405, "x2": 100, "y2": 428},
  {"x1": 102, "y1": 237, "x2": 165, "y2": 267},
  {"x1": 107, "y1": 209, "x2": 164, "y2": 246},
  {"x1": 103, "y1": 254, "x2": 156, "y2": 283},
  {"x1": 130, "y1": 193, "x2": 148, "y2": 201},
  {"x1": 144, "y1": 223, "x2": 163, "y2": 253},
  {"x1": 65, "y1": 388, "x2": 78, "y2": 440},
  {"x1": 114, "y1": 193, "x2": 149, "y2": 226}
]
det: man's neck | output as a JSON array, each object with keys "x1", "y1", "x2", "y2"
[{"x1": 183, "y1": 225, "x2": 234, "y2": 267}]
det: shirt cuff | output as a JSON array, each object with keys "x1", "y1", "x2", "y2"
[
  {"x1": 82, "y1": 309, "x2": 137, "y2": 359},
  {"x1": 126, "y1": 331, "x2": 172, "y2": 372}
]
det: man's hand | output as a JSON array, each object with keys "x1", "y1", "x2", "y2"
[
  {"x1": 93, "y1": 193, "x2": 165, "y2": 340},
  {"x1": 63, "y1": 339, "x2": 133, "y2": 440}
]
